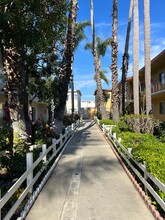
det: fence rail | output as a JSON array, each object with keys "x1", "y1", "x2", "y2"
[
  {"x1": 96, "y1": 119, "x2": 165, "y2": 212},
  {"x1": 0, "y1": 120, "x2": 80, "y2": 220}
]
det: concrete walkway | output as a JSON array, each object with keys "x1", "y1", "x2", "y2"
[{"x1": 25, "y1": 120, "x2": 155, "y2": 220}]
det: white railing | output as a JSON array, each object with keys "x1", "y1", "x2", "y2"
[
  {"x1": 0, "y1": 120, "x2": 80, "y2": 220},
  {"x1": 96, "y1": 120, "x2": 165, "y2": 212}
]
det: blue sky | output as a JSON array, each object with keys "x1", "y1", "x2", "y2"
[{"x1": 73, "y1": 0, "x2": 165, "y2": 101}]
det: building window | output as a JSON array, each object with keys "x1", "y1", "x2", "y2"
[
  {"x1": 160, "y1": 102, "x2": 165, "y2": 114},
  {"x1": 159, "y1": 73, "x2": 165, "y2": 85}
]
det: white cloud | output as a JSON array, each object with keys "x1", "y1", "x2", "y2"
[
  {"x1": 74, "y1": 79, "x2": 95, "y2": 90},
  {"x1": 95, "y1": 22, "x2": 111, "y2": 28}
]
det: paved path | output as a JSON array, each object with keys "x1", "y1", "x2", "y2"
[{"x1": 25, "y1": 120, "x2": 155, "y2": 220}]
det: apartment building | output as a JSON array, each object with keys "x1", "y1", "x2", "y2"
[
  {"x1": 120, "y1": 50, "x2": 165, "y2": 121},
  {"x1": 65, "y1": 90, "x2": 82, "y2": 114},
  {"x1": 139, "y1": 50, "x2": 165, "y2": 121},
  {"x1": 81, "y1": 100, "x2": 96, "y2": 119}
]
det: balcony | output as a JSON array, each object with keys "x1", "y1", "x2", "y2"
[{"x1": 151, "y1": 81, "x2": 165, "y2": 94}]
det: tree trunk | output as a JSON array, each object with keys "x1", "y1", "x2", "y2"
[
  {"x1": 121, "y1": 0, "x2": 133, "y2": 115},
  {"x1": 90, "y1": 0, "x2": 108, "y2": 119},
  {"x1": 54, "y1": 0, "x2": 78, "y2": 134},
  {"x1": 111, "y1": 0, "x2": 120, "y2": 122},
  {"x1": 133, "y1": 0, "x2": 140, "y2": 115},
  {"x1": 3, "y1": 47, "x2": 31, "y2": 148},
  {"x1": 144, "y1": 0, "x2": 151, "y2": 114}
]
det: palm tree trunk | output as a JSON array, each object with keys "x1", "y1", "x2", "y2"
[
  {"x1": 144, "y1": 0, "x2": 151, "y2": 114},
  {"x1": 90, "y1": 0, "x2": 108, "y2": 119},
  {"x1": 111, "y1": 0, "x2": 120, "y2": 122},
  {"x1": 133, "y1": 0, "x2": 139, "y2": 115},
  {"x1": 121, "y1": 0, "x2": 134, "y2": 115},
  {"x1": 54, "y1": 0, "x2": 78, "y2": 134}
]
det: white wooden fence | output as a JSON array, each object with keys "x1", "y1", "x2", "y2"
[
  {"x1": 97, "y1": 120, "x2": 165, "y2": 212},
  {"x1": 0, "y1": 120, "x2": 80, "y2": 220}
]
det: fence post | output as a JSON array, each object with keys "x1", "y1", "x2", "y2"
[
  {"x1": 113, "y1": 132, "x2": 116, "y2": 139},
  {"x1": 127, "y1": 148, "x2": 132, "y2": 159},
  {"x1": 52, "y1": 139, "x2": 57, "y2": 155},
  {"x1": 143, "y1": 161, "x2": 147, "y2": 193},
  {"x1": 60, "y1": 134, "x2": 63, "y2": 147},
  {"x1": 118, "y1": 137, "x2": 122, "y2": 143},
  {"x1": 42, "y1": 144, "x2": 47, "y2": 163},
  {"x1": 53, "y1": 144, "x2": 56, "y2": 155},
  {"x1": 71, "y1": 123, "x2": 74, "y2": 131},
  {"x1": 102, "y1": 124, "x2": 105, "y2": 132},
  {"x1": 26, "y1": 152, "x2": 33, "y2": 193}
]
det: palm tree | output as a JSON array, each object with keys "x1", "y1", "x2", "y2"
[
  {"x1": 85, "y1": 36, "x2": 111, "y2": 117},
  {"x1": 70, "y1": 20, "x2": 90, "y2": 115},
  {"x1": 90, "y1": 0, "x2": 110, "y2": 119},
  {"x1": 111, "y1": 0, "x2": 120, "y2": 122},
  {"x1": 144, "y1": 0, "x2": 151, "y2": 114},
  {"x1": 54, "y1": 0, "x2": 78, "y2": 134},
  {"x1": 133, "y1": 0, "x2": 140, "y2": 115},
  {"x1": 121, "y1": 0, "x2": 134, "y2": 115}
]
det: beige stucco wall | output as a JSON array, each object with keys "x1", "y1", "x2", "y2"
[
  {"x1": 105, "y1": 91, "x2": 112, "y2": 112},
  {"x1": 0, "y1": 92, "x2": 48, "y2": 123},
  {"x1": 152, "y1": 96, "x2": 165, "y2": 121},
  {"x1": 30, "y1": 101, "x2": 48, "y2": 122}
]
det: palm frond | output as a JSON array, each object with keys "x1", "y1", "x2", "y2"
[
  {"x1": 94, "y1": 69, "x2": 109, "y2": 85},
  {"x1": 84, "y1": 42, "x2": 93, "y2": 51},
  {"x1": 74, "y1": 20, "x2": 91, "y2": 50}
]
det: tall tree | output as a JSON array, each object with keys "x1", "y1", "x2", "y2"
[
  {"x1": 0, "y1": 0, "x2": 68, "y2": 147},
  {"x1": 85, "y1": 36, "x2": 111, "y2": 114},
  {"x1": 54, "y1": 0, "x2": 78, "y2": 134},
  {"x1": 90, "y1": 0, "x2": 109, "y2": 119},
  {"x1": 133, "y1": 0, "x2": 140, "y2": 115},
  {"x1": 121, "y1": 0, "x2": 134, "y2": 115},
  {"x1": 70, "y1": 20, "x2": 90, "y2": 115},
  {"x1": 111, "y1": 0, "x2": 120, "y2": 122},
  {"x1": 144, "y1": 0, "x2": 152, "y2": 114}
]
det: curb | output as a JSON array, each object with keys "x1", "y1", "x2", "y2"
[{"x1": 96, "y1": 123, "x2": 164, "y2": 220}]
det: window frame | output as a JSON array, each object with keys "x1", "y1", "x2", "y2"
[{"x1": 160, "y1": 102, "x2": 165, "y2": 114}]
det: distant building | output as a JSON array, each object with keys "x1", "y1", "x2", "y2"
[
  {"x1": 119, "y1": 50, "x2": 165, "y2": 121},
  {"x1": 81, "y1": 100, "x2": 96, "y2": 119},
  {"x1": 66, "y1": 90, "x2": 82, "y2": 114},
  {"x1": 81, "y1": 100, "x2": 95, "y2": 108},
  {"x1": 94, "y1": 89, "x2": 112, "y2": 113}
]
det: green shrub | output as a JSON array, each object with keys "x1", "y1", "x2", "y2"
[
  {"x1": 1, "y1": 153, "x2": 26, "y2": 180},
  {"x1": 122, "y1": 114, "x2": 160, "y2": 134},
  {"x1": 159, "y1": 133, "x2": 165, "y2": 143},
  {"x1": 13, "y1": 132, "x2": 29, "y2": 154},
  {"x1": 120, "y1": 132, "x2": 158, "y2": 149},
  {"x1": 132, "y1": 142, "x2": 165, "y2": 184},
  {"x1": 63, "y1": 113, "x2": 80, "y2": 127},
  {"x1": 0, "y1": 124, "x2": 13, "y2": 151},
  {"x1": 99, "y1": 119, "x2": 116, "y2": 126}
]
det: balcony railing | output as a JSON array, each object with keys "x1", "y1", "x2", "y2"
[{"x1": 151, "y1": 81, "x2": 165, "y2": 94}]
